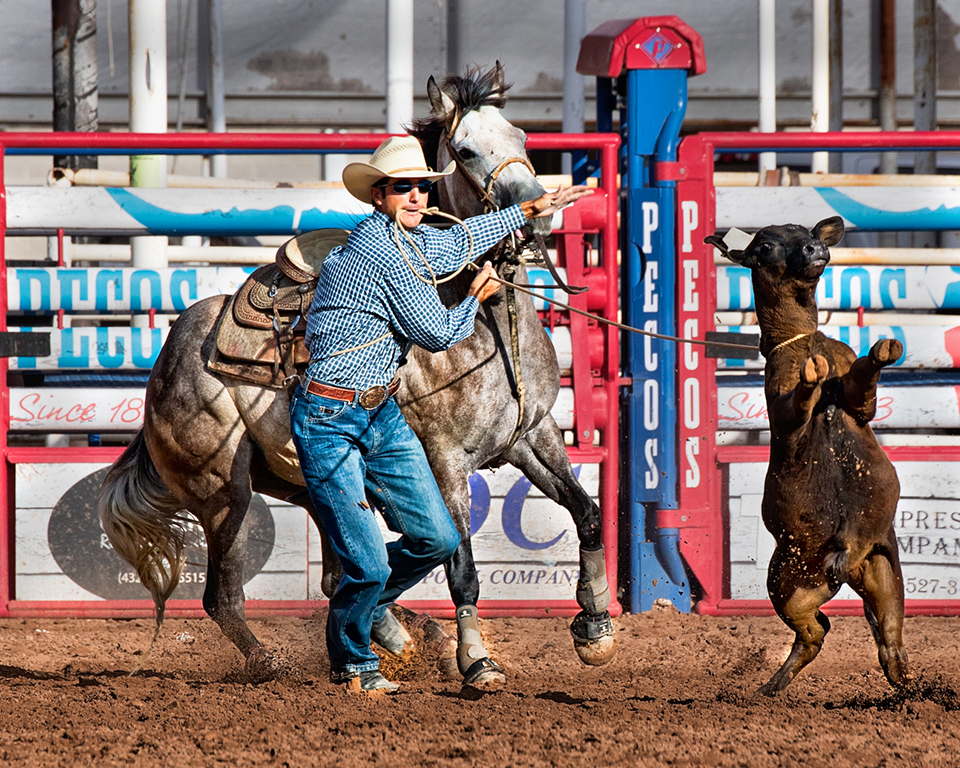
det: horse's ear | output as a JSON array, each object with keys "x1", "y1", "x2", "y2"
[
  {"x1": 427, "y1": 75, "x2": 456, "y2": 119},
  {"x1": 427, "y1": 76, "x2": 444, "y2": 113},
  {"x1": 492, "y1": 61, "x2": 505, "y2": 94}
]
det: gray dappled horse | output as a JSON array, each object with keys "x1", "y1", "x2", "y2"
[{"x1": 98, "y1": 63, "x2": 615, "y2": 687}]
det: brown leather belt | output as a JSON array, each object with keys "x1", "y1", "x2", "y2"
[{"x1": 307, "y1": 377, "x2": 400, "y2": 410}]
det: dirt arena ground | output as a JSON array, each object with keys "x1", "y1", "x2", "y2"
[{"x1": 0, "y1": 606, "x2": 958, "y2": 767}]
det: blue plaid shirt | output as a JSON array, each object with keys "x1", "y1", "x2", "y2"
[{"x1": 304, "y1": 205, "x2": 528, "y2": 390}]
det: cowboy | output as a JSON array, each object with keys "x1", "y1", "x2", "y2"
[{"x1": 290, "y1": 135, "x2": 591, "y2": 693}]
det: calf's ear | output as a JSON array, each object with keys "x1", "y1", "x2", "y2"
[
  {"x1": 705, "y1": 234, "x2": 750, "y2": 266},
  {"x1": 813, "y1": 216, "x2": 844, "y2": 246},
  {"x1": 704, "y1": 234, "x2": 727, "y2": 255}
]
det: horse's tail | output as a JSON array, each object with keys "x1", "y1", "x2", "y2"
[{"x1": 98, "y1": 431, "x2": 196, "y2": 647}]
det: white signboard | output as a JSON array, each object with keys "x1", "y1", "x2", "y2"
[
  {"x1": 7, "y1": 327, "x2": 575, "y2": 374},
  {"x1": 717, "y1": 384, "x2": 958, "y2": 432},
  {"x1": 9, "y1": 327, "x2": 171, "y2": 370},
  {"x1": 717, "y1": 186, "x2": 960, "y2": 231},
  {"x1": 14, "y1": 461, "x2": 598, "y2": 605},
  {"x1": 718, "y1": 264, "x2": 960, "y2": 312},
  {"x1": 718, "y1": 325, "x2": 960, "y2": 371},
  {"x1": 8, "y1": 386, "x2": 582, "y2": 433},
  {"x1": 9, "y1": 388, "x2": 147, "y2": 432},
  {"x1": 728, "y1": 460, "x2": 960, "y2": 602},
  {"x1": 6, "y1": 266, "x2": 570, "y2": 313},
  {"x1": 9, "y1": 266, "x2": 252, "y2": 313},
  {"x1": 7, "y1": 186, "x2": 369, "y2": 236}
]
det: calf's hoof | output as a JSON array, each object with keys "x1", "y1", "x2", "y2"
[
  {"x1": 245, "y1": 646, "x2": 282, "y2": 683},
  {"x1": 571, "y1": 610, "x2": 616, "y2": 666},
  {"x1": 756, "y1": 681, "x2": 780, "y2": 698},
  {"x1": 801, "y1": 354, "x2": 829, "y2": 386},
  {"x1": 880, "y1": 646, "x2": 910, "y2": 688},
  {"x1": 757, "y1": 666, "x2": 793, "y2": 698},
  {"x1": 870, "y1": 338, "x2": 904, "y2": 367}
]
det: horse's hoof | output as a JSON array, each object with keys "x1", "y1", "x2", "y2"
[
  {"x1": 439, "y1": 656, "x2": 460, "y2": 681},
  {"x1": 570, "y1": 610, "x2": 617, "y2": 666},
  {"x1": 574, "y1": 634, "x2": 616, "y2": 666},
  {"x1": 434, "y1": 636, "x2": 460, "y2": 681},
  {"x1": 461, "y1": 657, "x2": 506, "y2": 691},
  {"x1": 245, "y1": 646, "x2": 282, "y2": 683}
]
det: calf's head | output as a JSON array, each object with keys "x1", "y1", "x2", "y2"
[{"x1": 705, "y1": 216, "x2": 845, "y2": 331}]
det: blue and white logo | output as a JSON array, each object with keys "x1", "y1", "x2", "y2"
[{"x1": 640, "y1": 31, "x2": 675, "y2": 65}]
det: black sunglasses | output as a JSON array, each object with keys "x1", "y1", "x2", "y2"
[{"x1": 381, "y1": 179, "x2": 434, "y2": 194}]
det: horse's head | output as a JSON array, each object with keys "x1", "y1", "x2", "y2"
[{"x1": 412, "y1": 63, "x2": 549, "y2": 239}]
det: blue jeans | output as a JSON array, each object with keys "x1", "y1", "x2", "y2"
[{"x1": 290, "y1": 383, "x2": 461, "y2": 675}]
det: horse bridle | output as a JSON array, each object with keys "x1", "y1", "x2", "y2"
[
  {"x1": 441, "y1": 109, "x2": 588, "y2": 291},
  {"x1": 439, "y1": 109, "x2": 554, "y2": 460},
  {"x1": 418, "y1": 112, "x2": 755, "y2": 456},
  {"x1": 441, "y1": 109, "x2": 536, "y2": 215}
]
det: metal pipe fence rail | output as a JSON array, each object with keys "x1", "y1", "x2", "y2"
[
  {"x1": 675, "y1": 129, "x2": 960, "y2": 617},
  {"x1": 0, "y1": 131, "x2": 622, "y2": 621}
]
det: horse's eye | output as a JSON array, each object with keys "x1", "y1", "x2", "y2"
[{"x1": 457, "y1": 146, "x2": 476, "y2": 160}]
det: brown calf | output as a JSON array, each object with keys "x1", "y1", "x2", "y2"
[{"x1": 706, "y1": 216, "x2": 909, "y2": 696}]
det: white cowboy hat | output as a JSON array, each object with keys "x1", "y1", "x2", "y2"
[{"x1": 342, "y1": 135, "x2": 455, "y2": 204}]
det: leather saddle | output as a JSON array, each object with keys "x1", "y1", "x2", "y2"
[{"x1": 208, "y1": 229, "x2": 350, "y2": 389}]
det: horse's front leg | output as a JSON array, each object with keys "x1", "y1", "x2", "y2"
[
  {"x1": 504, "y1": 415, "x2": 616, "y2": 666},
  {"x1": 432, "y1": 462, "x2": 507, "y2": 689}
]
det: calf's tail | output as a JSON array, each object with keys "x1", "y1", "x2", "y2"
[
  {"x1": 824, "y1": 548, "x2": 849, "y2": 592},
  {"x1": 98, "y1": 431, "x2": 198, "y2": 644}
]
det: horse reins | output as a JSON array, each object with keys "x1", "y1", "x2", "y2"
[
  {"x1": 393, "y1": 206, "x2": 759, "y2": 356},
  {"x1": 394, "y1": 107, "x2": 760, "y2": 456},
  {"x1": 436, "y1": 107, "x2": 758, "y2": 353}
]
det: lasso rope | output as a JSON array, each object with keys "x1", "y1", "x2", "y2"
[
  {"x1": 393, "y1": 207, "x2": 760, "y2": 355},
  {"x1": 768, "y1": 333, "x2": 811, "y2": 355},
  {"x1": 392, "y1": 207, "x2": 476, "y2": 286}
]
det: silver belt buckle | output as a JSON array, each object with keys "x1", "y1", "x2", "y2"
[{"x1": 359, "y1": 384, "x2": 388, "y2": 410}]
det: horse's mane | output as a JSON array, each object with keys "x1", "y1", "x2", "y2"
[{"x1": 408, "y1": 66, "x2": 512, "y2": 167}]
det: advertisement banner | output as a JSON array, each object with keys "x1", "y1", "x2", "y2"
[
  {"x1": 728, "y1": 461, "x2": 960, "y2": 602},
  {"x1": 15, "y1": 462, "x2": 598, "y2": 605},
  {"x1": 8, "y1": 186, "x2": 369, "y2": 236},
  {"x1": 716, "y1": 384, "x2": 959, "y2": 432},
  {"x1": 717, "y1": 186, "x2": 960, "y2": 231},
  {"x1": 717, "y1": 325, "x2": 960, "y2": 371},
  {"x1": 718, "y1": 264, "x2": 960, "y2": 312},
  {"x1": 8, "y1": 386, "x2": 583, "y2": 433}
]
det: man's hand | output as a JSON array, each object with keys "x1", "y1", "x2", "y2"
[
  {"x1": 520, "y1": 185, "x2": 594, "y2": 220},
  {"x1": 468, "y1": 262, "x2": 501, "y2": 304}
]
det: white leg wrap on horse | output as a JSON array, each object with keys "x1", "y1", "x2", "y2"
[
  {"x1": 455, "y1": 605, "x2": 489, "y2": 672},
  {"x1": 577, "y1": 546, "x2": 610, "y2": 614}
]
